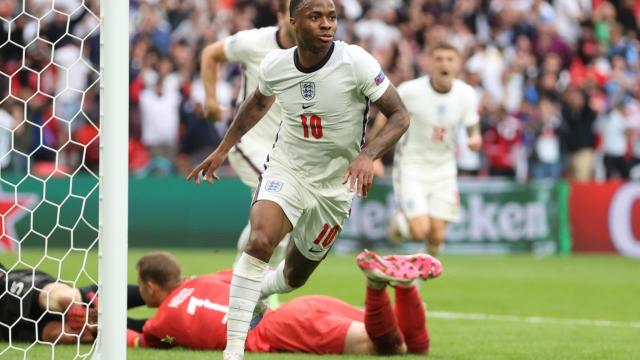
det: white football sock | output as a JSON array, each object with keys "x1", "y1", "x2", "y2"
[
  {"x1": 225, "y1": 252, "x2": 268, "y2": 356},
  {"x1": 260, "y1": 260, "x2": 293, "y2": 299},
  {"x1": 427, "y1": 243, "x2": 443, "y2": 258}
]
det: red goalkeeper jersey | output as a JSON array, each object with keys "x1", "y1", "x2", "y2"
[
  {"x1": 139, "y1": 270, "x2": 360, "y2": 353},
  {"x1": 141, "y1": 271, "x2": 235, "y2": 349}
]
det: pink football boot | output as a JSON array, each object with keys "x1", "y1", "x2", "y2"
[
  {"x1": 356, "y1": 249, "x2": 422, "y2": 284},
  {"x1": 383, "y1": 253, "x2": 443, "y2": 280}
]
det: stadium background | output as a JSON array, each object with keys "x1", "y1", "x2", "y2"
[
  {"x1": 2, "y1": 0, "x2": 638, "y2": 255},
  {"x1": 0, "y1": 0, "x2": 639, "y2": 358}
]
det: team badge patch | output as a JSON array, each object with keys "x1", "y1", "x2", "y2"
[
  {"x1": 265, "y1": 180, "x2": 283, "y2": 193},
  {"x1": 300, "y1": 82, "x2": 315, "y2": 100},
  {"x1": 374, "y1": 70, "x2": 386, "y2": 86}
]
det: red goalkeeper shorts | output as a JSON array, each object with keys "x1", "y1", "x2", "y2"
[{"x1": 247, "y1": 295, "x2": 364, "y2": 354}]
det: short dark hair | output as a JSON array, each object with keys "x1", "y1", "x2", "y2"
[
  {"x1": 277, "y1": 0, "x2": 289, "y2": 15},
  {"x1": 428, "y1": 41, "x2": 460, "y2": 55},
  {"x1": 289, "y1": 0, "x2": 304, "y2": 17},
  {"x1": 136, "y1": 252, "x2": 182, "y2": 290}
]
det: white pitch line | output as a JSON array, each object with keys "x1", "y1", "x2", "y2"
[{"x1": 428, "y1": 311, "x2": 640, "y2": 329}]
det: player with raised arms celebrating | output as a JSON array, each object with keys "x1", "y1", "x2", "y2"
[
  {"x1": 126, "y1": 251, "x2": 441, "y2": 356},
  {"x1": 187, "y1": 0, "x2": 410, "y2": 358},
  {"x1": 374, "y1": 42, "x2": 482, "y2": 257},
  {"x1": 200, "y1": 0, "x2": 295, "y2": 272}
]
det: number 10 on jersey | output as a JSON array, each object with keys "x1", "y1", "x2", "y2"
[{"x1": 301, "y1": 115, "x2": 323, "y2": 139}]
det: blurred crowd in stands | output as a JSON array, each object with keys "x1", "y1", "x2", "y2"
[
  {"x1": 0, "y1": 0, "x2": 100, "y2": 177},
  {"x1": 0, "y1": 0, "x2": 639, "y2": 182}
]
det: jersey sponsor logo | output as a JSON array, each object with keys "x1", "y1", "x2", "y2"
[
  {"x1": 300, "y1": 82, "x2": 315, "y2": 100},
  {"x1": 265, "y1": 180, "x2": 283, "y2": 193},
  {"x1": 374, "y1": 70, "x2": 386, "y2": 86},
  {"x1": 302, "y1": 103, "x2": 314, "y2": 109}
]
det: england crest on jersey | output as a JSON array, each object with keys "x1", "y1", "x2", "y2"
[
  {"x1": 300, "y1": 82, "x2": 315, "y2": 100},
  {"x1": 265, "y1": 180, "x2": 283, "y2": 192}
]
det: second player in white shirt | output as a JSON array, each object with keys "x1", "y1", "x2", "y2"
[{"x1": 375, "y1": 42, "x2": 482, "y2": 257}]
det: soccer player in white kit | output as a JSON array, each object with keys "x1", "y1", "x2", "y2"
[
  {"x1": 200, "y1": 0, "x2": 295, "y2": 268},
  {"x1": 187, "y1": 0, "x2": 410, "y2": 358},
  {"x1": 380, "y1": 42, "x2": 482, "y2": 257}
]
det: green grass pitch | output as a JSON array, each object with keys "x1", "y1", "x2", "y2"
[{"x1": 1, "y1": 249, "x2": 639, "y2": 359}]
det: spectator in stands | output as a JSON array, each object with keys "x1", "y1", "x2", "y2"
[
  {"x1": 52, "y1": 40, "x2": 92, "y2": 126},
  {"x1": 483, "y1": 106, "x2": 522, "y2": 178},
  {"x1": 530, "y1": 97, "x2": 565, "y2": 180},
  {"x1": 0, "y1": 103, "x2": 16, "y2": 169},
  {"x1": 597, "y1": 100, "x2": 632, "y2": 179},
  {"x1": 561, "y1": 87, "x2": 598, "y2": 181},
  {"x1": 2, "y1": 0, "x2": 639, "y2": 180},
  {"x1": 627, "y1": 98, "x2": 640, "y2": 179},
  {"x1": 139, "y1": 74, "x2": 181, "y2": 174},
  {"x1": 177, "y1": 89, "x2": 221, "y2": 173}
]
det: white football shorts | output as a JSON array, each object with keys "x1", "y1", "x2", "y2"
[
  {"x1": 253, "y1": 163, "x2": 353, "y2": 261},
  {"x1": 393, "y1": 170, "x2": 460, "y2": 222}
]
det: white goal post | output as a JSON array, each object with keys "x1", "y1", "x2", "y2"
[
  {"x1": 0, "y1": 0, "x2": 128, "y2": 358},
  {"x1": 95, "y1": 0, "x2": 128, "y2": 359}
]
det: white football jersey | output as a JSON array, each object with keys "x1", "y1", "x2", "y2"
[
  {"x1": 394, "y1": 76, "x2": 479, "y2": 180},
  {"x1": 224, "y1": 26, "x2": 285, "y2": 152},
  {"x1": 258, "y1": 41, "x2": 390, "y2": 185}
]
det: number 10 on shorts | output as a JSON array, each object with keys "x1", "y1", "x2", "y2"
[{"x1": 313, "y1": 224, "x2": 340, "y2": 248}]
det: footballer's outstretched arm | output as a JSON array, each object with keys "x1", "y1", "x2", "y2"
[
  {"x1": 364, "y1": 111, "x2": 393, "y2": 177},
  {"x1": 466, "y1": 123, "x2": 482, "y2": 151},
  {"x1": 187, "y1": 89, "x2": 275, "y2": 184},
  {"x1": 343, "y1": 86, "x2": 409, "y2": 197},
  {"x1": 220, "y1": 89, "x2": 275, "y2": 153},
  {"x1": 200, "y1": 40, "x2": 228, "y2": 121}
]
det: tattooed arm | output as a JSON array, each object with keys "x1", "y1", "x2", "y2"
[
  {"x1": 343, "y1": 85, "x2": 409, "y2": 197},
  {"x1": 187, "y1": 89, "x2": 275, "y2": 184}
]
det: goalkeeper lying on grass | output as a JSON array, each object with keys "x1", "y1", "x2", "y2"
[
  {"x1": 0, "y1": 263, "x2": 150, "y2": 345},
  {"x1": 126, "y1": 251, "x2": 441, "y2": 355},
  {"x1": 0, "y1": 262, "x2": 98, "y2": 344}
]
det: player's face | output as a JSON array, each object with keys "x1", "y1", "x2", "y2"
[
  {"x1": 290, "y1": 0, "x2": 337, "y2": 53},
  {"x1": 429, "y1": 49, "x2": 461, "y2": 87}
]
